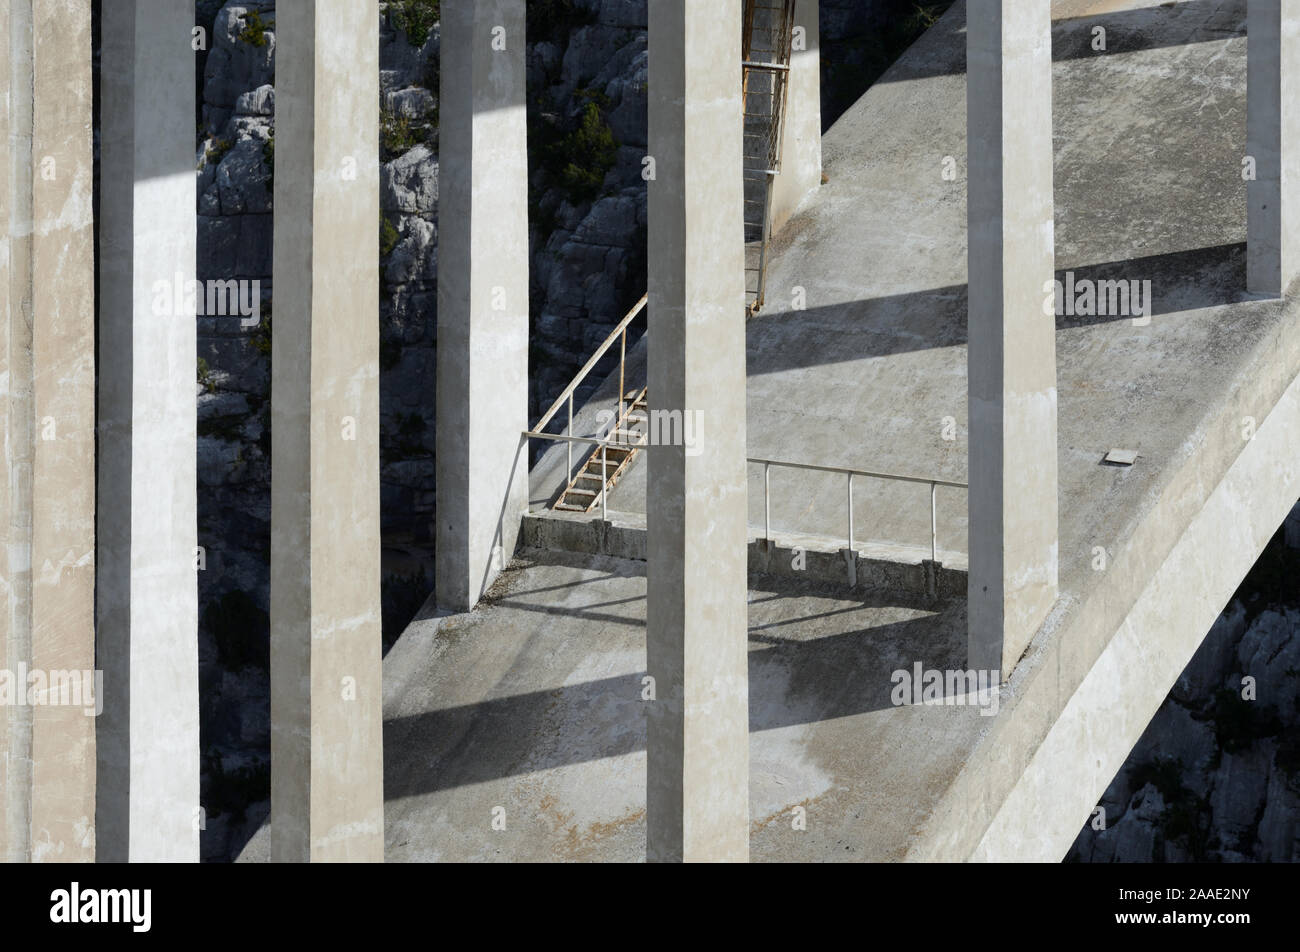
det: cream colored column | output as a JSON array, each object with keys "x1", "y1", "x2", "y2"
[
  {"x1": 97, "y1": 0, "x2": 200, "y2": 864},
  {"x1": 271, "y1": 0, "x2": 384, "y2": 862},
  {"x1": 769, "y1": 0, "x2": 821, "y2": 234},
  {"x1": 0, "y1": 0, "x2": 97, "y2": 862},
  {"x1": 435, "y1": 0, "x2": 529, "y2": 613},
  {"x1": 1247, "y1": 0, "x2": 1300, "y2": 295},
  {"x1": 646, "y1": 0, "x2": 750, "y2": 863},
  {"x1": 966, "y1": 0, "x2": 1059, "y2": 677}
]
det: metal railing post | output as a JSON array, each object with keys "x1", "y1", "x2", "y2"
[
  {"x1": 619, "y1": 329, "x2": 627, "y2": 426},
  {"x1": 930, "y1": 481, "x2": 937, "y2": 563},
  {"x1": 764, "y1": 462, "x2": 771, "y2": 543},
  {"x1": 601, "y1": 444, "x2": 609, "y2": 521},
  {"x1": 847, "y1": 472, "x2": 854, "y2": 551},
  {"x1": 567, "y1": 392, "x2": 574, "y2": 478}
]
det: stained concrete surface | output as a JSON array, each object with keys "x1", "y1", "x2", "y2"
[
  {"x1": 385, "y1": 549, "x2": 976, "y2": 862},
  {"x1": 533, "y1": 0, "x2": 1267, "y2": 597},
  {"x1": 238, "y1": 0, "x2": 1300, "y2": 861}
]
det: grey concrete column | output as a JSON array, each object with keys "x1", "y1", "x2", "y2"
[
  {"x1": 435, "y1": 0, "x2": 529, "y2": 613},
  {"x1": 770, "y1": 0, "x2": 821, "y2": 234},
  {"x1": 1247, "y1": 0, "x2": 1300, "y2": 296},
  {"x1": 966, "y1": 0, "x2": 1058, "y2": 677},
  {"x1": 271, "y1": 0, "x2": 384, "y2": 862},
  {"x1": 0, "y1": 0, "x2": 97, "y2": 862},
  {"x1": 646, "y1": 0, "x2": 750, "y2": 863},
  {"x1": 96, "y1": 0, "x2": 200, "y2": 864}
]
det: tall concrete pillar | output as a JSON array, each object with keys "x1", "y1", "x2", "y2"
[
  {"x1": 271, "y1": 0, "x2": 384, "y2": 862},
  {"x1": 1247, "y1": 0, "x2": 1300, "y2": 296},
  {"x1": 96, "y1": 0, "x2": 200, "y2": 864},
  {"x1": 435, "y1": 0, "x2": 529, "y2": 613},
  {"x1": 966, "y1": 0, "x2": 1058, "y2": 677},
  {"x1": 646, "y1": 0, "x2": 750, "y2": 863},
  {"x1": 0, "y1": 0, "x2": 97, "y2": 862},
  {"x1": 770, "y1": 0, "x2": 821, "y2": 233}
]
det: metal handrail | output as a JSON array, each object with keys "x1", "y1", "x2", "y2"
[
  {"x1": 523, "y1": 430, "x2": 635, "y2": 522},
  {"x1": 753, "y1": 457, "x2": 967, "y2": 564},
  {"x1": 748, "y1": 456, "x2": 966, "y2": 489},
  {"x1": 533, "y1": 294, "x2": 648, "y2": 435},
  {"x1": 524, "y1": 430, "x2": 967, "y2": 565}
]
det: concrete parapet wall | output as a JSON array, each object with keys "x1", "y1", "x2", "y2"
[{"x1": 521, "y1": 511, "x2": 966, "y2": 599}]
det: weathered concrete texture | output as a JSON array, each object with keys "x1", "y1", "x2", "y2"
[
  {"x1": 520, "y1": 511, "x2": 966, "y2": 598},
  {"x1": 0, "y1": 0, "x2": 96, "y2": 862},
  {"x1": 770, "y1": 0, "x2": 822, "y2": 233},
  {"x1": 359, "y1": 548, "x2": 974, "y2": 864},
  {"x1": 966, "y1": 0, "x2": 1059, "y2": 677},
  {"x1": 971, "y1": 367, "x2": 1300, "y2": 861},
  {"x1": 1246, "y1": 0, "x2": 1300, "y2": 294},
  {"x1": 646, "y1": 0, "x2": 750, "y2": 861},
  {"x1": 435, "y1": 0, "x2": 530, "y2": 612},
  {"x1": 96, "y1": 0, "x2": 200, "y2": 863},
  {"x1": 270, "y1": 0, "x2": 384, "y2": 862},
  {"x1": 906, "y1": 0, "x2": 1300, "y2": 860}
]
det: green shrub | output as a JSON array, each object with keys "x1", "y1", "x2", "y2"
[
  {"x1": 388, "y1": 0, "x2": 440, "y2": 48},
  {"x1": 556, "y1": 102, "x2": 617, "y2": 202},
  {"x1": 380, "y1": 215, "x2": 401, "y2": 259},
  {"x1": 205, "y1": 137, "x2": 233, "y2": 166},
  {"x1": 249, "y1": 303, "x2": 272, "y2": 357},
  {"x1": 238, "y1": 10, "x2": 274, "y2": 48},
  {"x1": 381, "y1": 110, "x2": 423, "y2": 156}
]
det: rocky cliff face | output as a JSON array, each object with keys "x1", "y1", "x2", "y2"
[{"x1": 1069, "y1": 506, "x2": 1300, "y2": 863}]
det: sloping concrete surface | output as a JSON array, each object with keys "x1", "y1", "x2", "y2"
[{"x1": 380, "y1": 550, "x2": 975, "y2": 862}]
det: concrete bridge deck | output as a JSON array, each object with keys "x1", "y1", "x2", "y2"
[{"x1": 238, "y1": 0, "x2": 1300, "y2": 861}]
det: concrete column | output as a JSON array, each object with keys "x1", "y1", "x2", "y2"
[
  {"x1": 435, "y1": 0, "x2": 529, "y2": 613},
  {"x1": 96, "y1": 0, "x2": 200, "y2": 864},
  {"x1": 770, "y1": 0, "x2": 821, "y2": 234},
  {"x1": 966, "y1": 0, "x2": 1058, "y2": 677},
  {"x1": 1247, "y1": 0, "x2": 1300, "y2": 296},
  {"x1": 0, "y1": 0, "x2": 97, "y2": 862},
  {"x1": 646, "y1": 0, "x2": 750, "y2": 863},
  {"x1": 271, "y1": 0, "x2": 384, "y2": 862}
]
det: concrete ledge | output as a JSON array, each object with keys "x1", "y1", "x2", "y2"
[
  {"x1": 973, "y1": 362, "x2": 1300, "y2": 861},
  {"x1": 521, "y1": 511, "x2": 966, "y2": 598},
  {"x1": 907, "y1": 299, "x2": 1300, "y2": 861}
]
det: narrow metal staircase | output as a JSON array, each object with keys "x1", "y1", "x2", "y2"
[
  {"x1": 742, "y1": 0, "x2": 797, "y2": 314},
  {"x1": 544, "y1": 9, "x2": 799, "y2": 512},
  {"x1": 554, "y1": 388, "x2": 649, "y2": 512}
]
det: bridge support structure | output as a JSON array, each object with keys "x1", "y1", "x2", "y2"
[
  {"x1": 646, "y1": 0, "x2": 751, "y2": 863},
  {"x1": 0, "y1": 0, "x2": 97, "y2": 863},
  {"x1": 270, "y1": 0, "x2": 385, "y2": 862},
  {"x1": 434, "y1": 0, "x2": 531, "y2": 613},
  {"x1": 1247, "y1": 0, "x2": 1300, "y2": 296},
  {"x1": 966, "y1": 0, "x2": 1060, "y2": 678}
]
